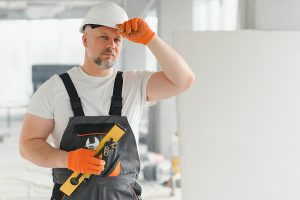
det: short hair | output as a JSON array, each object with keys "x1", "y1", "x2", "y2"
[{"x1": 82, "y1": 24, "x2": 103, "y2": 32}]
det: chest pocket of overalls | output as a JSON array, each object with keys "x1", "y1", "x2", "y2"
[{"x1": 74, "y1": 123, "x2": 121, "y2": 177}]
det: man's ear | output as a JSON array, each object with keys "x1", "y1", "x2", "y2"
[{"x1": 82, "y1": 33, "x2": 88, "y2": 47}]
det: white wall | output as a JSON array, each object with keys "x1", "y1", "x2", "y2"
[{"x1": 174, "y1": 31, "x2": 300, "y2": 200}]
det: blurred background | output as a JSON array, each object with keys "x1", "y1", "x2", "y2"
[{"x1": 1, "y1": 0, "x2": 300, "y2": 199}]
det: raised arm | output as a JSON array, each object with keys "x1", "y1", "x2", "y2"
[
  {"x1": 146, "y1": 35, "x2": 195, "y2": 101},
  {"x1": 116, "y1": 17, "x2": 195, "y2": 102}
]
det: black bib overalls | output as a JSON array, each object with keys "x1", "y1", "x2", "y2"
[{"x1": 51, "y1": 71, "x2": 142, "y2": 200}]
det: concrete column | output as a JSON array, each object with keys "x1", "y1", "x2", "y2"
[
  {"x1": 148, "y1": 0, "x2": 193, "y2": 158},
  {"x1": 121, "y1": 41, "x2": 146, "y2": 71},
  {"x1": 239, "y1": 0, "x2": 300, "y2": 30},
  {"x1": 238, "y1": 0, "x2": 256, "y2": 29},
  {"x1": 120, "y1": 0, "x2": 150, "y2": 70}
]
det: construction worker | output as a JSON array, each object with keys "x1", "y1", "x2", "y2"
[{"x1": 19, "y1": 1, "x2": 195, "y2": 200}]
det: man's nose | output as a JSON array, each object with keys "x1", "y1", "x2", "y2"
[{"x1": 106, "y1": 39, "x2": 116, "y2": 49}]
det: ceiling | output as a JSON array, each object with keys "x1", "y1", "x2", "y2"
[{"x1": 0, "y1": 0, "x2": 155, "y2": 20}]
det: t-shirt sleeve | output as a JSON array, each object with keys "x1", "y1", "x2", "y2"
[
  {"x1": 26, "y1": 75, "x2": 56, "y2": 119},
  {"x1": 125, "y1": 70, "x2": 155, "y2": 107},
  {"x1": 140, "y1": 71, "x2": 156, "y2": 107}
]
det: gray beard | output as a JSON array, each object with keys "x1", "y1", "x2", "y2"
[{"x1": 94, "y1": 58, "x2": 114, "y2": 70}]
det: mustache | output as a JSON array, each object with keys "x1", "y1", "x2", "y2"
[{"x1": 102, "y1": 49, "x2": 116, "y2": 56}]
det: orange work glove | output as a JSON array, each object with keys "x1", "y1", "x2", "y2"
[
  {"x1": 67, "y1": 148, "x2": 105, "y2": 175},
  {"x1": 116, "y1": 17, "x2": 155, "y2": 45}
]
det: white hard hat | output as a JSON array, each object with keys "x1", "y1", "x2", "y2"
[{"x1": 79, "y1": 1, "x2": 128, "y2": 33}]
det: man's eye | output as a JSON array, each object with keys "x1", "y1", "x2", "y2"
[{"x1": 100, "y1": 36, "x2": 108, "y2": 39}]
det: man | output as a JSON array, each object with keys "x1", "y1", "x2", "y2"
[{"x1": 19, "y1": 1, "x2": 195, "y2": 200}]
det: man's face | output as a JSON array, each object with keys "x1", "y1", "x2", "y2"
[{"x1": 83, "y1": 26, "x2": 123, "y2": 70}]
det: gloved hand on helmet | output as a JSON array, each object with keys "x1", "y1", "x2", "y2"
[
  {"x1": 116, "y1": 17, "x2": 155, "y2": 45},
  {"x1": 67, "y1": 148, "x2": 105, "y2": 175}
]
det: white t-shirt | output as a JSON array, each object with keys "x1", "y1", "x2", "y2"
[{"x1": 27, "y1": 66, "x2": 154, "y2": 148}]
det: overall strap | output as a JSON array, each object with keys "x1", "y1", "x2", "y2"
[
  {"x1": 109, "y1": 71, "x2": 123, "y2": 116},
  {"x1": 59, "y1": 73, "x2": 85, "y2": 116}
]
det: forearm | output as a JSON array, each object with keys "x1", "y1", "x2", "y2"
[
  {"x1": 20, "y1": 138, "x2": 67, "y2": 168},
  {"x1": 147, "y1": 35, "x2": 195, "y2": 89}
]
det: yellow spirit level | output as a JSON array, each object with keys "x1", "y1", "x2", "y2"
[{"x1": 60, "y1": 123, "x2": 125, "y2": 196}]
